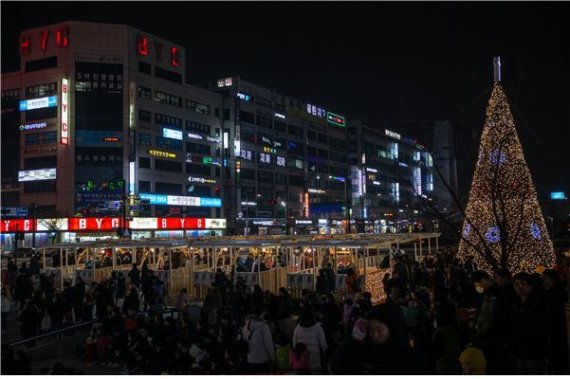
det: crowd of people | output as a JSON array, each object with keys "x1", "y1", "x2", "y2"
[{"x1": 1, "y1": 247, "x2": 569, "y2": 375}]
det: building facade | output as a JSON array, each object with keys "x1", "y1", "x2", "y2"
[
  {"x1": 348, "y1": 120, "x2": 435, "y2": 233},
  {"x1": 202, "y1": 77, "x2": 350, "y2": 235},
  {"x1": 2, "y1": 21, "x2": 226, "y2": 243},
  {"x1": 2, "y1": 20, "x2": 438, "y2": 245}
]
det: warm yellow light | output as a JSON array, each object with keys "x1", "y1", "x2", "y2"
[{"x1": 457, "y1": 83, "x2": 555, "y2": 274}]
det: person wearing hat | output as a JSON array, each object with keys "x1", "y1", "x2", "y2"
[
  {"x1": 459, "y1": 346, "x2": 486, "y2": 374},
  {"x1": 541, "y1": 269, "x2": 568, "y2": 374},
  {"x1": 329, "y1": 302, "x2": 430, "y2": 374}
]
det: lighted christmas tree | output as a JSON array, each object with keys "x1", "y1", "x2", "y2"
[{"x1": 456, "y1": 58, "x2": 555, "y2": 275}]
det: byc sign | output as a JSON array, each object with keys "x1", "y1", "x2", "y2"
[{"x1": 20, "y1": 26, "x2": 70, "y2": 55}]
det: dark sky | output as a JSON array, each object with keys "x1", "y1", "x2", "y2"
[{"x1": 2, "y1": 1, "x2": 569, "y2": 197}]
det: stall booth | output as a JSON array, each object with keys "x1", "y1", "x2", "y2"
[
  {"x1": 189, "y1": 240, "x2": 235, "y2": 300},
  {"x1": 281, "y1": 236, "x2": 405, "y2": 303},
  {"x1": 108, "y1": 240, "x2": 190, "y2": 297},
  {"x1": 190, "y1": 238, "x2": 288, "y2": 299},
  {"x1": 40, "y1": 242, "x2": 96, "y2": 290}
]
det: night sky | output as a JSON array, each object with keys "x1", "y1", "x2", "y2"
[{"x1": 2, "y1": 1, "x2": 569, "y2": 198}]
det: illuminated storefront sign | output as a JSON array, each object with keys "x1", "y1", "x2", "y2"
[
  {"x1": 550, "y1": 192, "x2": 567, "y2": 200},
  {"x1": 237, "y1": 92, "x2": 252, "y2": 102},
  {"x1": 206, "y1": 136, "x2": 221, "y2": 144},
  {"x1": 385, "y1": 129, "x2": 401, "y2": 140},
  {"x1": 205, "y1": 218, "x2": 226, "y2": 229},
  {"x1": 274, "y1": 112, "x2": 286, "y2": 119},
  {"x1": 326, "y1": 111, "x2": 346, "y2": 127},
  {"x1": 36, "y1": 218, "x2": 69, "y2": 231},
  {"x1": 19, "y1": 96, "x2": 57, "y2": 111},
  {"x1": 103, "y1": 137, "x2": 120, "y2": 143},
  {"x1": 366, "y1": 167, "x2": 378, "y2": 173},
  {"x1": 259, "y1": 153, "x2": 272, "y2": 164},
  {"x1": 129, "y1": 162, "x2": 135, "y2": 194},
  {"x1": 139, "y1": 193, "x2": 222, "y2": 207},
  {"x1": 61, "y1": 78, "x2": 69, "y2": 144},
  {"x1": 148, "y1": 148, "x2": 177, "y2": 159},
  {"x1": 68, "y1": 217, "x2": 122, "y2": 231},
  {"x1": 263, "y1": 146, "x2": 277, "y2": 154},
  {"x1": 202, "y1": 156, "x2": 221, "y2": 166},
  {"x1": 20, "y1": 26, "x2": 69, "y2": 55},
  {"x1": 1, "y1": 219, "x2": 34, "y2": 233},
  {"x1": 276, "y1": 156, "x2": 286, "y2": 167},
  {"x1": 18, "y1": 168, "x2": 57, "y2": 182},
  {"x1": 136, "y1": 34, "x2": 181, "y2": 68},
  {"x1": 306, "y1": 104, "x2": 326, "y2": 118},
  {"x1": 187, "y1": 132, "x2": 203, "y2": 140},
  {"x1": 308, "y1": 188, "x2": 326, "y2": 194},
  {"x1": 329, "y1": 175, "x2": 345, "y2": 182},
  {"x1": 296, "y1": 220, "x2": 312, "y2": 225},
  {"x1": 20, "y1": 122, "x2": 48, "y2": 131},
  {"x1": 188, "y1": 176, "x2": 217, "y2": 184},
  {"x1": 217, "y1": 77, "x2": 233, "y2": 87},
  {"x1": 163, "y1": 128, "x2": 183, "y2": 140}
]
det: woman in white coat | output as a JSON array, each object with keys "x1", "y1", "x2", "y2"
[{"x1": 292, "y1": 309, "x2": 328, "y2": 374}]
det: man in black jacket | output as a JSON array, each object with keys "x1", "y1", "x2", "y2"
[{"x1": 509, "y1": 272, "x2": 550, "y2": 374}]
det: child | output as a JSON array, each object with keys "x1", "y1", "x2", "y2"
[
  {"x1": 289, "y1": 342, "x2": 310, "y2": 374},
  {"x1": 275, "y1": 334, "x2": 291, "y2": 373}
]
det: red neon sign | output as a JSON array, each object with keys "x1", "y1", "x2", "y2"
[
  {"x1": 156, "y1": 218, "x2": 206, "y2": 230},
  {"x1": 137, "y1": 35, "x2": 148, "y2": 56},
  {"x1": 55, "y1": 27, "x2": 69, "y2": 47},
  {"x1": 68, "y1": 217, "x2": 122, "y2": 231},
  {"x1": 20, "y1": 35, "x2": 31, "y2": 55},
  {"x1": 41, "y1": 30, "x2": 50, "y2": 51},
  {"x1": 171, "y1": 47, "x2": 180, "y2": 67},
  {"x1": 1, "y1": 219, "x2": 34, "y2": 233}
]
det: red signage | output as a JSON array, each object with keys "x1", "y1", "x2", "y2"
[
  {"x1": 137, "y1": 35, "x2": 148, "y2": 56},
  {"x1": 68, "y1": 217, "x2": 122, "y2": 231},
  {"x1": 156, "y1": 218, "x2": 206, "y2": 230},
  {"x1": 136, "y1": 34, "x2": 180, "y2": 68},
  {"x1": 1, "y1": 219, "x2": 34, "y2": 233},
  {"x1": 20, "y1": 26, "x2": 69, "y2": 55}
]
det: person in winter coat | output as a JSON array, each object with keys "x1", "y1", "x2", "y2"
[
  {"x1": 471, "y1": 270, "x2": 510, "y2": 374},
  {"x1": 242, "y1": 313, "x2": 276, "y2": 373},
  {"x1": 330, "y1": 302, "x2": 431, "y2": 374},
  {"x1": 541, "y1": 269, "x2": 568, "y2": 374},
  {"x1": 509, "y1": 272, "x2": 550, "y2": 374},
  {"x1": 292, "y1": 309, "x2": 327, "y2": 374}
]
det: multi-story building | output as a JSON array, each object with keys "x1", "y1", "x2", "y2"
[
  {"x1": 202, "y1": 77, "x2": 350, "y2": 235},
  {"x1": 348, "y1": 120, "x2": 435, "y2": 233},
  {"x1": 1, "y1": 21, "x2": 226, "y2": 244}
]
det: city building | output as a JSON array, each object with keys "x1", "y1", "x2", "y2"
[
  {"x1": 1, "y1": 21, "x2": 226, "y2": 246},
  {"x1": 348, "y1": 120, "x2": 435, "y2": 233},
  {"x1": 201, "y1": 77, "x2": 350, "y2": 235}
]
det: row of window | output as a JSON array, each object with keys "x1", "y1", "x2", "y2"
[
  {"x1": 24, "y1": 131, "x2": 57, "y2": 146},
  {"x1": 76, "y1": 71, "x2": 123, "y2": 94},
  {"x1": 137, "y1": 86, "x2": 211, "y2": 115},
  {"x1": 25, "y1": 82, "x2": 57, "y2": 98}
]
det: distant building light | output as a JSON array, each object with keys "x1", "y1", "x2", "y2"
[{"x1": 274, "y1": 112, "x2": 286, "y2": 119}]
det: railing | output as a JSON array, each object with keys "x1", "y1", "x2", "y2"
[{"x1": 8, "y1": 319, "x2": 97, "y2": 349}]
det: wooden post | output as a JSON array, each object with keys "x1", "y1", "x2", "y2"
[
  {"x1": 168, "y1": 247, "x2": 172, "y2": 295},
  {"x1": 312, "y1": 248, "x2": 316, "y2": 291}
]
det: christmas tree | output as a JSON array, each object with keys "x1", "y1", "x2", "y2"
[{"x1": 457, "y1": 58, "x2": 555, "y2": 275}]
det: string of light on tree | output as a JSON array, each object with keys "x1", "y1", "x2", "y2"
[{"x1": 457, "y1": 83, "x2": 555, "y2": 274}]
